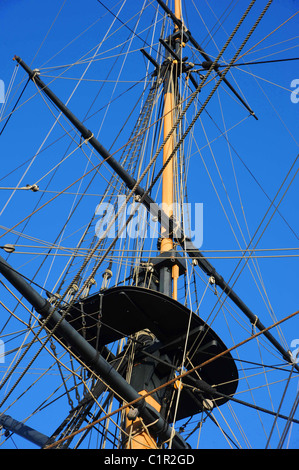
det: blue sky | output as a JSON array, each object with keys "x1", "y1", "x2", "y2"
[{"x1": 0, "y1": 0, "x2": 299, "y2": 450}]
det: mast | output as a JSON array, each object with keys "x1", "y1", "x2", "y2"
[
  {"x1": 125, "y1": 1, "x2": 183, "y2": 448},
  {"x1": 160, "y1": 1, "x2": 181, "y2": 300}
]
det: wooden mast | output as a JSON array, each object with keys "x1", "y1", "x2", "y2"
[
  {"x1": 160, "y1": 0, "x2": 181, "y2": 301},
  {"x1": 125, "y1": 0, "x2": 182, "y2": 449}
]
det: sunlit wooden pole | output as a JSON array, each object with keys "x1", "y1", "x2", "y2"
[{"x1": 160, "y1": 0, "x2": 182, "y2": 300}]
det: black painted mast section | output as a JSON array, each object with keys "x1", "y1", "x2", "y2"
[
  {"x1": 13, "y1": 57, "x2": 297, "y2": 371},
  {"x1": 0, "y1": 413, "x2": 50, "y2": 447},
  {"x1": 0, "y1": 254, "x2": 189, "y2": 449},
  {"x1": 156, "y1": 0, "x2": 257, "y2": 119}
]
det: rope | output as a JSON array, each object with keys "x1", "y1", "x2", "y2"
[
  {"x1": 202, "y1": 56, "x2": 299, "y2": 69},
  {"x1": 252, "y1": 315, "x2": 259, "y2": 334},
  {"x1": 277, "y1": 388, "x2": 299, "y2": 449},
  {"x1": 238, "y1": 9, "x2": 299, "y2": 61},
  {"x1": 265, "y1": 360, "x2": 298, "y2": 448},
  {"x1": 74, "y1": 1, "x2": 276, "y2": 340}
]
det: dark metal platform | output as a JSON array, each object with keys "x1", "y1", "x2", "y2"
[{"x1": 65, "y1": 286, "x2": 238, "y2": 420}]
